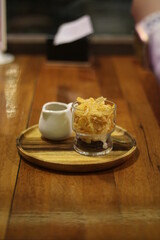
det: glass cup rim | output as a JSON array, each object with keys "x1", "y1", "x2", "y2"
[{"x1": 72, "y1": 99, "x2": 117, "y2": 111}]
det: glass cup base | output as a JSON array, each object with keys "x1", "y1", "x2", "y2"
[{"x1": 73, "y1": 134, "x2": 113, "y2": 156}]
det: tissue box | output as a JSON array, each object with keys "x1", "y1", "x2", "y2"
[{"x1": 46, "y1": 36, "x2": 89, "y2": 62}]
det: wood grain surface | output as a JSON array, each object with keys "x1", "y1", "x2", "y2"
[
  {"x1": 0, "y1": 56, "x2": 44, "y2": 240},
  {"x1": 0, "y1": 55, "x2": 160, "y2": 240}
]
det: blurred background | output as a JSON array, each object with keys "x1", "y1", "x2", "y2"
[{"x1": 6, "y1": 0, "x2": 134, "y2": 55}]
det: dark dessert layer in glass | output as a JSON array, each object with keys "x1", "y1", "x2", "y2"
[{"x1": 75, "y1": 138, "x2": 106, "y2": 152}]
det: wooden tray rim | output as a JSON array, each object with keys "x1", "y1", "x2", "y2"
[{"x1": 16, "y1": 124, "x2": 137, "y2": 171}]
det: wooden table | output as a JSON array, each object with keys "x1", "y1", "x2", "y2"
[{"x1": 0, "y1": 55, "x2": 160, "y2": 240}]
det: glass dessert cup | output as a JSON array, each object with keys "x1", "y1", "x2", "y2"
[{"x1": 72, "y1": 100, "x2": 116, "y2": 156}]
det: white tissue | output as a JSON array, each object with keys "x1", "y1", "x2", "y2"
[{"x1": 53, "y1": 15, "x2": 94, "y2": 46}]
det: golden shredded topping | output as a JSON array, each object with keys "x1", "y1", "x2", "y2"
[{"x1": 73, "y1": 97, "x2": 115, "y2": 136}]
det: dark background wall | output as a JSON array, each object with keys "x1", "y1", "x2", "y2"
[{"x1": 7, "y1": 0, "x2": 134, "y2": 37}]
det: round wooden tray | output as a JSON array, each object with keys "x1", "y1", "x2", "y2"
[{"x1": 16, "y1": 125, "x2": 136, "y2": 172}]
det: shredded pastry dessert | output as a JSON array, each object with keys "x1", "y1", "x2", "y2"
[{"x1": 73, "y1": 97, "x2": 116, "y2": 148}]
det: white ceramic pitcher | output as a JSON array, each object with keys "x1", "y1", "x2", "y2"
[{"x1": 39, "y1": 102, "x2": 72, "y2": 140}]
